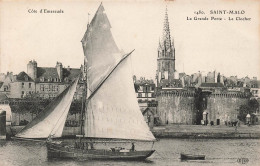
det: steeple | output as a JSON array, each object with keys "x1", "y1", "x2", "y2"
[
  {"x1": 158, "y1": 6, "x2": 175, "y2": 59},
  {"x1": 156, "y1": 6, "x2": 176, "y2": 86},
  {"x1": 162, "y1": 6, "x2": 172, "y2": 51}
]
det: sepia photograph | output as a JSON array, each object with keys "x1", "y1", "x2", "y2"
[{"x1": 0, "y1": 0, "x2": 259, "y2": 165}]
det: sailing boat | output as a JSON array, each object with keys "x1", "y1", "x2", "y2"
[{"x1": 16, "y1": 3, "x2": 156, "y2": 160}]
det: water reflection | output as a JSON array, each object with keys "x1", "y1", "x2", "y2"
[{"x1": 0, "y1": 140, "x2": 7, "y2": 147}]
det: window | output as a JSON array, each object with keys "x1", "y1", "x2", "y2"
[
  {"x1": 40, "y1": 77, "x2": 45, "y2": 82},
  {"x1": 29, "y1": 83, "x2": 32, "y2": 88},
  {"x1": 145, "y1": 93, "x2": 148, "y2": 97},
  {"x1": 4, "y1": 86, "x2": 8, "y2": 91},
  {"x1": 147, "y1": 86, "x2": 150, "y2": 92},
  {"x1": 51, "y1": 85, "x2": 58, "y2": 92},
  {"x1": 45, "y1": 85, "x2": 49, "y2": 91},
  {"x1": 152, "y1": 93, "x2": 155, "y2": 98},
  {"x1": 24, "y1": 75, "x2": 28, "y2": 81},
  {"x1": 22, "y1": 82, "x2": 24, "y2": 88},
  {"x1": 40, "y1": 85, "x2": 44, "y2": 91},
  {"x1": 143, "y1": 86, "x2": 147, "y2": 92},
  {"x1": 138, "y1": 93, "x2": 142, "y2": 98},
  {"x1": 151, "y1": 86, "x2": 154, "y2": 91},
  {"x1": 21, "y1": 91, "x2": 24, "y2": 98},
  {"x1": 139, "y1": 86, "x2": 143, "y2": 91},
  {"x1": 48, "y1": 85, "x2": 52, "y2": 91}
]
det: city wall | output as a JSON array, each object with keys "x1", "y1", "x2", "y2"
[
  {"x1": 157, "y1": 90, "x2": 196, "y2": 125},
  {"x1": 206, "y1": 93, "x2": 249, "y2": 125}
]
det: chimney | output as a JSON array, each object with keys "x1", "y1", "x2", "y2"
[
  {"x1": 56, "y1": 62, "x2": 63, "y2": 81},
  {"x1": 27, "y1": 60, "x2": 37, "y2": 81}
]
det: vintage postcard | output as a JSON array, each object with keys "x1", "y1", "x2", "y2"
[{"x1": 0, "y1": 0, "x2": 259, "y2": 165}]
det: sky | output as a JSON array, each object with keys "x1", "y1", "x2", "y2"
[{"x1": 0, "y1": 0, "x2": 259, "y2": 80}]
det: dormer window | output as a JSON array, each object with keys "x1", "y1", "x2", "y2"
[
  {"x1": 24, "y1": 75, "x2": 28, "y2": 81},
  {"x1": 4, "y1": 85, "x2": 8, "y2": 91},
  {"x1": 40, "y1": 77, "x2": 45, "y2": 82}
]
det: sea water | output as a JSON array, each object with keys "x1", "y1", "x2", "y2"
[{"x1": 0, "y1": 138, "x2": 259, "y2": 166}]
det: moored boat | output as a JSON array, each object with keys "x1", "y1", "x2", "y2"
[
  {"x1": 180, "y1": 153, "x2": 205, "y2": 160},
  {"x1": 47, "y1": 141, "x2": 155, "y2": 160}
]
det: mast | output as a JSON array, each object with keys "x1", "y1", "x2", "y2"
[
  {"x1": 80, "y1": 17, "x2": 90, "y2": 138},
  {"x1": 79, "y1": 59, "x2": 87, "y2": 137}
]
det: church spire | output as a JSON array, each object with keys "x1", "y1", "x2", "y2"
[
  {"x1": 162, "y1": 6, "x2": 172, "y2": 50},
  {"x1": 156, "y1": 6, "x2": 176, "y2": 85}
]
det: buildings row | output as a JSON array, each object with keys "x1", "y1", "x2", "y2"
[
  {"x1": 0, "y1": 61, "x2": 83, "y2": 100},
  {"x1": 0, "y1": 7, "x2": 259, "y2": 127},
  {"x1": 135, "y1": 8, "x2": 260, "y2": 127},
  {"x1": 152, "y1": 8, "x2": 260, "y2": 126}
]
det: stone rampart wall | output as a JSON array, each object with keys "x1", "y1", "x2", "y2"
[
  {"x1": 206, "y1": 93, "x2": 249, "y2": 125},
  {"x1": 157, "y1": 91, "x2": 196, "y2": 124}
]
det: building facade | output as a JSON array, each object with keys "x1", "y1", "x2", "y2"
[
  {"x1": 134, "y1": 76, "x2": 158, "y2": 127},
  {"x1": 134, "y1": 77, "x2": 156, "y2": 102},
  {"x1": 0, "y1": 60, "x2": 83, "y2": 100},
  {"x1": 9, "y1": 72, "x2": 36, "y2": 98}
]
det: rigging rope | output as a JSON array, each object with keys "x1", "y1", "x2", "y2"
[{"x1": 129, "y1": 53, "x2": 134, "y2": 78}]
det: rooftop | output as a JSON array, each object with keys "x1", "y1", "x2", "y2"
[
  {"x1": 0, "y1": 93, "x2": 8, "y2": 102},
  {"x1": 35, "y1": 67, "x2": 81, "y2": 83},
  {"x1": 200, "y1": 83, "x2": 224, "y2": 88},
  {"x1": 160, "y1": 79, "x2": 183, "y2": 88},
  {"x1": 16, "y1": 72, "x2": 34, "y2": 82}
]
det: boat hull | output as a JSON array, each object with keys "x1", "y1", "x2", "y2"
[
  {"x1": 47, "y1": 142, "x2": 155, "y2": 160},
  {"x1": 180, "y1": 153, "x2": 205, "y2": 160}
]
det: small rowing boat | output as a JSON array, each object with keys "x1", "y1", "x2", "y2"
[{"x1": 180, "y1": 153, "x2": 205, "y2": 160}]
